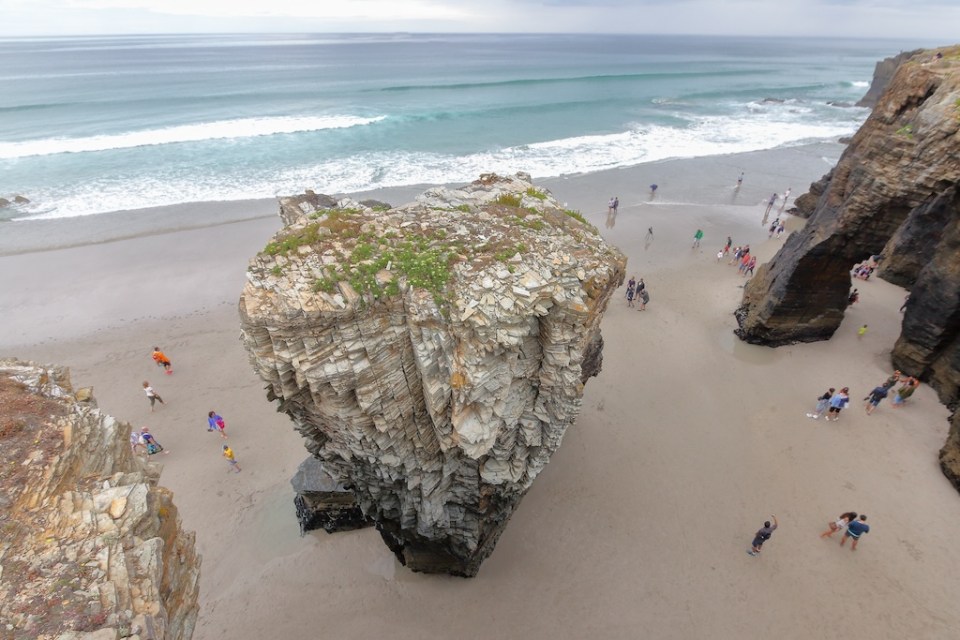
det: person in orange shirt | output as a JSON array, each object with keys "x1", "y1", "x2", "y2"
[{"x1": 152, "y1": 346, "x2": 173, "y2": 374}]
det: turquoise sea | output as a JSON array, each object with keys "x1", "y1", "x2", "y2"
[{"x1": 0, "y1": 33, "x2": 930, "y2": 220}]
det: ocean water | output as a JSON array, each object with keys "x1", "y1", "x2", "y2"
[{"x1": 0, "y1": 33, "x2": 921, "y2": 220}]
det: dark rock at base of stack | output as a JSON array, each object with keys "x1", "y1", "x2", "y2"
[{"x1": 291, "y1": 457, "x2": 371, "y2": 535}]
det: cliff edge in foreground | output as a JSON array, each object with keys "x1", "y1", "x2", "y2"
[
  {"x1": 240, "y1": 173, "x2": 626, "y2": 576},
  {"x1": 734, "y1": 46, "x2": 960, "y2": 490},
  {"x1": 0, "y1": 360, "x2": 200, "y2": 640}
]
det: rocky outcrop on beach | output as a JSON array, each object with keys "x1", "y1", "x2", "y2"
[
  {"x1": 856, "y1": 49, "x2": 923, "y2": 107},
  {"x1": 240, "y1": 173, "x2": 626, "y2": 576},
  {"x1": 0, "y1": 360, "x2": 200, "y2": 640},
  {"x1": 735, "y1": 47, "x2": 960, "y2": 489}
]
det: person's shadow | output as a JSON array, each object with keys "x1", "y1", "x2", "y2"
[{"x1": 605, "y1": 210, "x2": 617, "y2": 228}]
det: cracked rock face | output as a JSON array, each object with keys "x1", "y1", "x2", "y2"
[{"x1": 240, "y1": 173, "x2": 626, "y2": 576}]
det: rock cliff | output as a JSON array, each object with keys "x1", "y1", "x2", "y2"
[
  {"x1": 240, "y1": 173, "x2": 626, "y2": 576},
  {"x1": 734, "y1": 47, "x2": 960, "y2": 490},
  {"x1": 0, "y1": 360, "x2": 200, "y2": 640}
]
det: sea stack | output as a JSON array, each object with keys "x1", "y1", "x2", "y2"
[
  {"x1": 734, "y1": 47, "x2": 960, "y2": 488},
  {"x1": 239, "y1": 173, "x2": 626, "y2": 576}
]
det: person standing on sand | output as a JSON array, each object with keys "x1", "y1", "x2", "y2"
[
  {"x1": 208, "y1": 410, "x2": 228, "y2": 438},
  {"x1": 744, "y1": 256, "x2": 757, "y2": 277},
  {"x1": 826, "y1": 387, "x2": 849, "y2": 421},
  {"x1": 807, "y1": 387, "x2": 835, "y2": 420},
  {"x1": 152, "y1": 347, "x2": 173, "y2": 374},
  {"x1": 717, "y1": 249, "x2": 724, "y2": 263},
  {"x1": 857, "y1": 324, "x2": 868, "y2": 339},
  {"x1": 779, "y1": 187, "x2": 791, "y2": 210},
  {"x1": 626, "y1": 284, "x2": 636, "y2": 308},
  {"x1": 839, "y1": 515, "x2": 869, "y2": 550},
  {"x1": 647, "y1": 226, "x2": 654, "y2": 240},
  {"x1": 692, "y1": 229, "x2": 704, "y2": 248},
  {"x1": 223, "y1": 445, "x2": 242, "y2": 473},
  {"x1": 900, "y1": 293, "x2": 910, "y2": 312},
  {"x1": 848, "y1": 289, "x2": 859, "y2": 305},
  {"x1": 737, "y1": 172, "x2": 744, "y2": 188},
  {"x1": 613, "y1": 196, "x2": 619, "y2": 215},
  {"x1": 864, "y1": 385, "x2": 889, "y2": 415},
  {"x1": 892, "y1": 377, "x2": 919, "y2": 407},
  {"x1": 820, "y1": 512, "x2": 858, "y2": 538},
  {"x1": 608, "y1": 197, "x2": 616, "y2": 215},
  {"x1": 725, "y1": 236, "x2": 732, "y2": 254},
  {"x1": 747, "y1": 514, "x2": 778, "y2": 556},
  {"x1": 143, "y1": 381, "x2": 165, "y2": 411},
  {"x1": 638, "y1": 282, "x2": 649, "y2": 311}
]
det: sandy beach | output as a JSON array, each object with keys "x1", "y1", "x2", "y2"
[{"x1": 3, "y1": 143, "x2": 959, "y2": 640}]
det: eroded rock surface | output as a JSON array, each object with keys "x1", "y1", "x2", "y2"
[
  {"x1": 0, "y1": 360, "x2": 200, "y2": 640},
  {"x1": 240, "y1": 173, "x2": 626, "y2": 576},
  {"x1": 735, "y1": 47, "x2": 960, "y2": 491}
]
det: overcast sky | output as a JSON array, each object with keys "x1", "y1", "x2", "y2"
[{"x1": 1, "y1": 0, "x2": 956, "y2": 40}]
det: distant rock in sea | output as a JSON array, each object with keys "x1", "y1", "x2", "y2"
[{"x1": 240, "y1": 172, "x2": 626, "y2": 576}]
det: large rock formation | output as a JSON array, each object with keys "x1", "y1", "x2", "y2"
[
  {"x1": 240, "y1": 173, "x2": 626, "y2": 576},
  {"x1": 734, "y1": 47, "x2": 960, "y2": 489},
  {"x1": 0, "y1": 359, "x2": 200, "y2": 639}
]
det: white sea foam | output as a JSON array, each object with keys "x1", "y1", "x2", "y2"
[
  {"x1": 0, "y1": 115, "x2": 385, "y2": 160},
  {"x1": 850, "y1": 80, "x2": 870, "y2": 88},
  {"x1": 14, "y1": 103, "x2": 867, "y2": 220}
]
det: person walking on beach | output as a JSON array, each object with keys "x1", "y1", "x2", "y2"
[
  {"x1": 839, "y1": 515, "x2": 870, "y2": 550},
  {"x1": 857, "y1": 324, "x2": 868, "y2": 339},
  {"x1": 208, "y1": 410, "x2": 228, "y2": 438},
  {"x1": 744, "y1": 256, "x2": 757, "y2": 277},
  {"x1": 737, "y1": 172, "x2": 744, "y2": 188},
  {"x1": 130, "y1": 428, "x2": 146, "y2": 455},
  {"x1": 892, "y1": 377, "x2": 919, "y2": 408},
  {"x1": 764, "y1": 193, "x2": 777, "y2": 218},
  {"x1": 724, "y1": 236, "x2": 733, "y2": 254},
  {"x1": 223, "y1": 444, "x2": 242, "y2": 473},
  {"x1": 152, "y1": 347, "x2": 173, "y2": 374},
  {"x1": 626, "y1": 283, "x2": 636, "y2": 308},
  {"x1": 717, "y1": 249, "x2": 724, "y2": 263},
  {"x1": 649, "y1": 184, "x2": 658, "y2": 195},
  {"x1": 820, "y1": 512, "x2": 858, "y2": 538},
  {"x1": 826, "y1": 387, "x2": 850, "y2": 421},
  {"x1": 776, "y1": 222, "x2": 785, "y2": 238},
  {"x1": 692, "y1": 229, "x2": 704, "y2": 249},
  {"x1": 779, "y1": 188, "x2": 792, "y2": 210},
  {"x1": 140, "y1": 427, "x2": 167, "y2": 455},
  {"x1": 143, "y1": 381, "x2": 165, "y2": 411},
  {"x1": 747, "y1": 514, "x2": 778, "y2": 556},
  {"x1": 807, "y1": 387, "x2": 835, "y2": 420},
  {"x1": 848, "y1": 289, "x2": 859, "y2": 305},
  {"x1": 864, "y1": 385, "x2": 889, "y2": 415},
  {"x1": 613, "y1": 196, "x2": 619, "y2": 215},
  {"x1": 608, "y1": 196, "x2": 616, "y2": 215}
]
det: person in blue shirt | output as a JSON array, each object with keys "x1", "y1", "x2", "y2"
[
  {"x1": 864, "y1": 386, "x2": 889, "y2": 415},
  {"x1": 826, "y1": 387, "x2": 850, "y2": 421},
  {"x1": 840, "y1": 515, "x2": 870, "y2": 550}
]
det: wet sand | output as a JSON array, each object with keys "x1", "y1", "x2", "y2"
[{"x1": 2, "y1": 143, "x2": 959, "y2": 640}]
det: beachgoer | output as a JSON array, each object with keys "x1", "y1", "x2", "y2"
[
  {"x1": 807, "y1": 387, "x2": 835, "y2": 420},
  {"x1": 839, "y1": 515, "x2": 870, "y2": 550},
  {"x1": 693, "y1": 229, "x2": 704, "y2": 248},
  {"x1": 724, "y1": 236, "x2": 732, "y2": 254},
  {"x1": 223, "y1": 445, "x2": 242, "y2": 473},
  {"x1": 848, "y1": 289, "x2": 859, "y2": 305},
  {"x1": 776, "y1": 222, "x2": 785, "y2": 238},
  {"x1": 900, "y1": 294, "x2": 910, "y2": 313},
  {"x1": 152, "y1": 347, "x2": 173, "y2": 374},
  {"x1": 608, "y1": 197, "x2": 615, "y2": 215},
  {"x1": 130, "y1": 428, "x2": 146, "y2": 455},
  {"x1": 636, "y1": 278, "x2": 645, "y2": 295},
  {"x1": 826, "y1": 387, "x2": 849, "y2": 421},
  {"x1": 764, "y1": 193, "x2": 777, "y2": 217},
  {"x1": 882, "y1": 370, "x2": 901, "y2": 389},
  {"x1": 779, "y1": 188, "x2": 791, "y2": 210},
  {"x1": 143, "y1": 381, "x2": 165, "y2": 411},
  {"x1": 748, "y1": 514, "x2": 778, "y2": 556},
  {"x1": 613, "y1": 196, "x2": 619, "y2": 214},
  {"x1": 857, "y1": 324, "x2": 868, "y2": 339},
  {"x1": 744, "y1": 256, "x2": 757, "y2": 277},
  {"x1": 892, "y1": 377, "x2": 919, "y2": 407},
  {"x1": 140, "y1": 427, "x2": 167, "y2": 455},
  {"x1": 647, "y1": 226, "x2": 654, "y2": 239},
  {"x1": 626, "y1": 276, "x2": 636, "y2": 298},
  {"x1": 768, "y1": 220, "x2": 778, "y2": 238},
  {"x1": 820, "y1": 512, "x2": 858, "y2": 538},
  {"x1": 737, "y1": 172, "x2": 744, "y2": 188},
  {"x1": 864, "y1": 385, "x2": 889, "y2": 415},
  {"x1": 626, "y1": 285, "x2": 635, "y2": 308},
  {"x1": 208, "y1": 411, "x2": 228, "y2": 439},
  {"x1": 638, "y1": 288, "x2": 649, "y2": 311},
  {"x1": 650, "y1": 184, "x2": 658, "y2": 194},
  {"x1": 717, "y1": 249, "x2": 724, "y2": 263}
]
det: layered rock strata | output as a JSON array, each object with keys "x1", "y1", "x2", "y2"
[
  {"x1": 240, "y1": 173, "x2": 626, "y2": 576},
  {"x1": 734, "y1": 48, "x2": 960, "y2": 489},
  {"x1": 0, "y1": 360, "x2": 200, "y2": 640}
]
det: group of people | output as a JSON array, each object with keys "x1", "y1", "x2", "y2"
[
  {"x1": 625, "y1": 276, "x2": 649, "y2": 310},
  {"x1": 805, "y1": 370, "x2": 919, "y2": 422},
  {"x1": 725, "y1": 243, "x2": 756, "y2": 276},
  {"x1": 133, "y1": 347, "x2": 243, "y2": 472},
  {"x1": 767, "y1": 218, "x2": 785, "y2": 238},
  {"x1": 607, "y1": 196, "x2": 620, "y2": 215},
  {"x1": 748, "y1": 510, "x2": 872, "y2": 557}
]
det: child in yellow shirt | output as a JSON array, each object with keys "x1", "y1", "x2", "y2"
[{"x1": 222, "y1": 445, "x2": 242, "y2": 472}]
